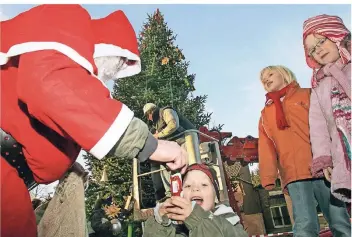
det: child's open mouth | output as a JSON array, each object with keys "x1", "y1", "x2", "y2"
[{"x1": 191, "y1": 196, "x2": 204, "y2": 205}]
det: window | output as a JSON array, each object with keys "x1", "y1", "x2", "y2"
[{"x1": 270, "y1": 205, "x2": 291, "y2": 228}]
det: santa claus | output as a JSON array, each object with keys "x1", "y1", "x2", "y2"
[{"x1": 0, "y1": 5, "x2": 187, "y2": 237}]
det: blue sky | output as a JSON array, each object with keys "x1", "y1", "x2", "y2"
[
  {"x1": 1, "y1": 4, "x2": 350, "y2": 196},
  {"x1": 1, "y1": 4, "x2": 350, "y2": 138}
]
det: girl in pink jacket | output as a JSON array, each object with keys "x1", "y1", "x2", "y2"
[{"x1": 303, "y1": 14, "x2": 351, "y2": 203}]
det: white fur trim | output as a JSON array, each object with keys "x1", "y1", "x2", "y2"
[
  {"x1": 94, "y1": 43, "x2": 141, "y2": 79},
  {"x1": 0, "y1": 42, "x2": 94, "y2": 74},
  {"x1": 90, "y1": 104, "x2": 134, "y2": 160},
  {"x1": 94, "y1": 43, "x2": 139, "y2": 60}
]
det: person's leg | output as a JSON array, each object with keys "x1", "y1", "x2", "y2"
[
  {"x1": 313, "y1": 179, "x2": 351, "y2": 237},
  {"x1": 1, "y1": 158, "x2": 37, "y2": 237},
  {"x1": 150, "y1": 161, "x2": 166, "y2": 201},
  {"x1": 287, "y1": 180, "x2": 320, "y2": 237},
  {"x1": 37, "y1": 166, "x2": 87, "y2": 237}
]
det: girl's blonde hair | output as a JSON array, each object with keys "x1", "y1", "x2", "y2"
[{"x1": 260, "y1": 65, "x2": 297, "y2": 86}]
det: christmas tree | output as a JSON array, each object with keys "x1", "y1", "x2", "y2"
[
  {"x1": 112, "y1": 9, "x2": 211, "y2": 127},
  {"x1": 84, "y1": 9, "x2": 212, "y2": 236}
]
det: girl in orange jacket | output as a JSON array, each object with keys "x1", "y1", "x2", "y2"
[{"x1": 258, "y1": 65, "x2": 350, "y2": 237}]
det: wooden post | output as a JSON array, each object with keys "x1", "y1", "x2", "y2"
[{"x1": 132, "y1": 158, "x2": 140, "y2": 211}]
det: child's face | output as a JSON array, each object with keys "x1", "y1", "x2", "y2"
[
  {"x1": 261, "y1": 69, "x2": 287, "y2": 92},
  {"x1": 182, "y1": 170, "x2": 216, "y2": 211},
  {"x1": 305, "y1": 34, "x2": 340, "y2": 66}
]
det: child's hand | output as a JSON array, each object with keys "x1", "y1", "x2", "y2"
[
  {"x1": 158, "y1": 198, "x2": 174, "y2": 217},
  {"x1": 166, "y1": 196, "x2": 193, "y2": 221},
  {"x1": 323, "y1": 167, "x2": 332, "y2": 182}
]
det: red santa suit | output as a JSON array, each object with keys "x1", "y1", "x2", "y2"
[{"x1": 0, "y1": 5, "x2": 141, "y2": 237}]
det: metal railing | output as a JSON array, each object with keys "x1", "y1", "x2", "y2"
[
  {"x1": 132, "y1": 129, "x2": 229, "y2": 220},
  {"x1": 137, "y1": 129, "x2": 219, "y2": 178}
]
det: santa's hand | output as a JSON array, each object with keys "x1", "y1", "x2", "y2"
[{"x1": 149, "y1": 140, "x2": 188, "y2": 174}]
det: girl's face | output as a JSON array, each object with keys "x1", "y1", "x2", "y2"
[
  {"x1": 182, "y1": 170, "x2": 216, "y2": 212},
  {"x1": 305, "y1": 34, "x2": 340, "y2": 66},
  {"x1": 261, "y1": 69, "x2": 287, "y2": 93}
]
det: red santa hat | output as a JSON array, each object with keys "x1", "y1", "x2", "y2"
[
  {"x1": 92, "y1": 10, "x2": 141, "y2": 79},
  {"x1": 0, "y1": 5, "x2": 97, "y2": 74}
]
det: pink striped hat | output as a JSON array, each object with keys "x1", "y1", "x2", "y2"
[{"x1": 303, "y1": 14, "x2": 350, "y2": 87}]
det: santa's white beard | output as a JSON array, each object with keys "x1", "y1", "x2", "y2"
[{"x1": 94, "y1": 56, "x2": 126, "y2": 83}]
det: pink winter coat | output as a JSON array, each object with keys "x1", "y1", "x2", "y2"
[{"x1": 309, "y1": 59, "x2": 351, "y2": 203}]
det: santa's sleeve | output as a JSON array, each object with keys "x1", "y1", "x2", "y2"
[{"x1": 16, "y1": 49, "x2": 157, "y2": 161}]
